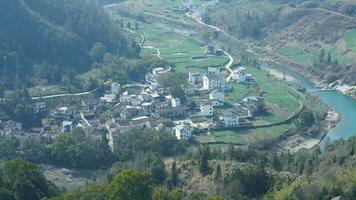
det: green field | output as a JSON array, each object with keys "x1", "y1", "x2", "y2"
[
  {"x1": 277, "y1": 45, "x2": 315, "y2": 66},
  {"x1": 345, "y1": 29, "x2": 356, "y2": 53},
  {"x1": 195, "y1": 124, "x2": 291, "y2": 146},
  {"x1": 140, "y1": 25, "x2": 229, "y2": 71},
  {"x1": 195, "y1": 130, "x2": 246, "y2": 144},
  {"x1": 325, "y1": 46, "x2": 353, "y2": 65}
]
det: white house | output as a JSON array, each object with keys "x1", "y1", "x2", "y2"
[
  {"x1": 223, "y1": 109, "x2": 239, "y2": 127},
  {"x1": 202, "y1": 68, "x2": 227, "y2": 91},
  {"x1": 131, "y1": 116, "x2": 151, "y2": 129},
  {"x1": 62, "y1": 121, "x2": 73, "y2": 133},
  {"x1": 111, "y1": 82, "x2": 121, "y2": 95},
  {"x1": 171, "y1": 98, "x2": 181, "y2": 108},
  {"x1": 241, "y1": 96, "x2": 265, "y2": 114},
  {"x1": 202, "y1": 74, "x2": 227, "y2": 91},
  {"x1": 101, "y1": 94, "x2": 116, "y2": 104},
  {"x1": 33, "y1": 102, "x2": 46, "y2": 114},
  {"x1": 175, "y1": 124, "x2": 192, "y2": 140},
  {"x1": 200, "y1": 103, "x2": 213, "y2": 116},
  {"x1": 209, "y1": 90, "x2": 224, "y2": 107}
]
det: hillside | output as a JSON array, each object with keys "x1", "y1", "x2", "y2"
[
  {"x1": 0, "y1": 0, "x2": 134, "y2": 90},
  {"x1": 204, "y1": 0, "x2": 356, "y2": 86}
]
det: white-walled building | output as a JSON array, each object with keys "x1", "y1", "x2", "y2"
[
  {"x1": 223, "y1": 109, "x2": 239, "y2": 127},
  {"x1": 209, "y1": 90, "x2": 224, "y2": 107},
  {"x1": 202, "y1": 68, "x2": 227, "y2": 91},
  {"x1": 132, "y1": 116, "x2": 151, "y2": 129},
  {"x1": 62, "y1": 121, "x2": 73, "y2": 133},
  {"x1": 233, "y1": 67, "x2": 255, "y2": 84},
  {"x1": 101, "y1": 94, "x2": 116, "y2": 104},
  {"x1": 175, "y1": 124, "x2": 192, "y2": 140},
  {"x1": 33, "y1": 102, "x2": 46, "y2": 114},
  {"x1": 171, "y1": 98, "x2": 181, "y2": 108},
  {"x1": 200, "y1": 103, "x2": 214, "y2": 116},
  {"x1": 111, "y1": 82, "x2": 121, "y2": 95}
]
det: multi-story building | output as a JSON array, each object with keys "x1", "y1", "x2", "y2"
[{"x1": 175, "y1": 123, "x2": 191, "y2": 140}]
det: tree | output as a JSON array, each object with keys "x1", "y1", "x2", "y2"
[
  {"x1": 199, "y1": 145, "x2": 210, "y2": 175},
  {"x1": 327, "y1": 52, "x2": 332, "y2": 64},
  {"x1": 90, "y1": 43, "x2": 107, "y2": 63},
  {"x1": 319, "y1": 49, "x2": 325, "y2": 63},
  {"x1": 19, "y1": 138, "x2": 46, "y2": 163},
  {"x1": 271, "y1": 153, "x2": 282, "y2": 171},
  {"x1": 168, "y1": 160, "x2": 178, "y2": 188},
  {"x1": 214, "y1": 163, "x2": 222, "y2": 181},
  {"x1": 0, "y1": 138, "x2": 18, "y2": 160},
  {"x1": 296, "y1": 109, "x2": 315, "y2": 129},
  {"x1": 150, "y1": 156, "x2": 166, "y2": 184},
  {"x1": 152, "y1": 188, "x2": 182, "y2": 200},
  {"x1": 107, "y1": 169, "x2": 153, "y2": 200},
  {"x1": 135, "y1": 22, "x2": 139, "y2": 30},
  {"x1": 3, "y1": 159, "x2": 59, "y2": 200}
]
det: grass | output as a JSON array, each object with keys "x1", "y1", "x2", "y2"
[
  {"x1": 226, "y1": 83, "x2": 250, "y2": 104},
  {"x1": 277, "y1": 45, "x2": 315, "y2": 66},
  {"x1": 325, "y1": 46, "x2": 353, "y2": 65},
  {"x1": 195, "y1": 130, "x2": 246, "y2": 144},
  {"x1": 245, "y1": 66, "x2": 300, "y2": 123},
  {"x1": 345, "y1": 29, "x2": 356, "y2": 53},
  {"x1": 195, "y1": 124, "x2": 291, "y2": 146}
]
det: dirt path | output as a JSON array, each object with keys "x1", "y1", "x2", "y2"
[
  {"x1": 300, "y1": 7, "x2": 356, "y2": 21},
  {"x1": 0, "y1": 89, "x2": 97, "y2": 102},
  {"x1": 223, "y1": 50, "x2": 234, "y2": 82}
]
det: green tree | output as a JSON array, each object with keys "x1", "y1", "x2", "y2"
[
  {"x1": 107, "y1": 169, "x2": 153, "y2": 200},
  {"x1": 168, "y1": 160, "x2": 178, "y2": 188},
  {"x1": 150, "y1": 156, "x2": 166, "y2": 184},
  {"x1": 19, "y1": 138, "x2": 46, "y2": 163},
  {"x1": 0, "y1": 138, "x2": 18, "y2": 160},
  {"x1": 199, "y1": 145, "x2": 210, "y2": 175},
  {"x1": 327, "y1": 52, "x2": 332, "y2": 64},
  {"x1": 296, "y1": 109, "x2": 315, "y2": 129},
  {"x1": 214, "y1": 163, "x2": 221, "y2": 181},
  {"x1": 90, "y1": 43, "x2": 107, "y2": 63},
  {"x1": 3, "y1": 159, "x2": 59, "y2": 200},
  {"x1": 319, "y1": 49, "x2": 325, "y2": 63}
]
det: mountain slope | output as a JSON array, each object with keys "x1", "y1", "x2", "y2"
[{"x1": 0, "y1": 0, "x2": 134, "y2": 89}]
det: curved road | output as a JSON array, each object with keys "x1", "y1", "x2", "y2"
[
  {"x1": 0, "y1": 88, "x2": 97, "y2": 101},
  {"x1": 223, "y1": 50, "x2": 234, "y2": 82}
]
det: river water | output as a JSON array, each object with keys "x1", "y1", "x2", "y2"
[{"x1": 262, "y1": 64, "x2": 356, "y2": 142}]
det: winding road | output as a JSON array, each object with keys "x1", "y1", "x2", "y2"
[
  {"x1": 0, "y1": 89, "x2": 97, "y2": 102},
  {"x1": 223, "y1": 50, "x2": 234, "y2": 82}
]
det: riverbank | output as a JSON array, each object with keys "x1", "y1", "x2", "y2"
[
  {"x1": 280, "y1": 110, "x2": 340, "y2": 153},
  {"x1": 265, "y1": 67, "x2": 342, "y2": 152}
]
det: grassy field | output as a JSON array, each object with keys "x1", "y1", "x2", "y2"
[
  {"x1": 276, "y1": 45, "x2": 315, "y2": 66},
  {"x1": 140, "y1": 24, "x2": 229, "y2": 71},
  {"x1": 195, "y1": 130, "x2": 246, "y2": 144},
  {"x1": 325, "y1": 46, "x2": 353, "y2": 65},
  {"x1": 225, "y1": 83, "x2": 250, "y2": 104},
  {"x1": 345, "y1": 28, "x2": 356, "y2": 53},
  {"x1": 195, "y1": 124, "x2": 291, "y2": 146},
  {"x1": 246, "y1": 66, "x2": 300, "y2": 123}
]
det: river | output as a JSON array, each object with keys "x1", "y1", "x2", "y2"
[{"x1": 262, "y1": 64, "x2": 356, "y2": 143}]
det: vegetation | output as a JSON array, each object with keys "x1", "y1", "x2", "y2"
[{"x1": 0, "y1": 0, "x2": 137, "y2": 91}]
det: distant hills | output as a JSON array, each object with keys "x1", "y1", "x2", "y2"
[
  {"x1": 0, "y1": 0, "x2": 134, "y2": 90},
  {"x1": 205, "y1": 0, "x2": 356, "y2": 85}
]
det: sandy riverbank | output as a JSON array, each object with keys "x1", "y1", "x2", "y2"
[{"x1": 281, "y1": 110, "x2": 340, "y2": 153}]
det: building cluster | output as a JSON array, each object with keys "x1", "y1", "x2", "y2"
[
  {"x1": 188, "y1": 67, "x2": 264, "y2": 128},
  {"x1": 0, "y1": 63, "x2": 265, "y2": 144},
  {"x1": 232, "y1": 67, "x2": 256, "y2": 84}
]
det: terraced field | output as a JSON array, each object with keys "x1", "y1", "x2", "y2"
[{"x1": 276, "y1": 45, "x2": 315, "y2": 66}]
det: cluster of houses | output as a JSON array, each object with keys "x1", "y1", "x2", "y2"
[
  {"x1": 188, "y1": 67, "x2": 264, "y2": 128},
  {"x1": 232, "y1": 67, "x2": 256, "y2": 84},
  {"x1": 1, "y1": 63, "x2": 265, "y2": 146}
]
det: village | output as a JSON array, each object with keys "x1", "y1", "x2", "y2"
[{"x1": 0, "y1": 44, "x2": 266, "y2": 149}]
